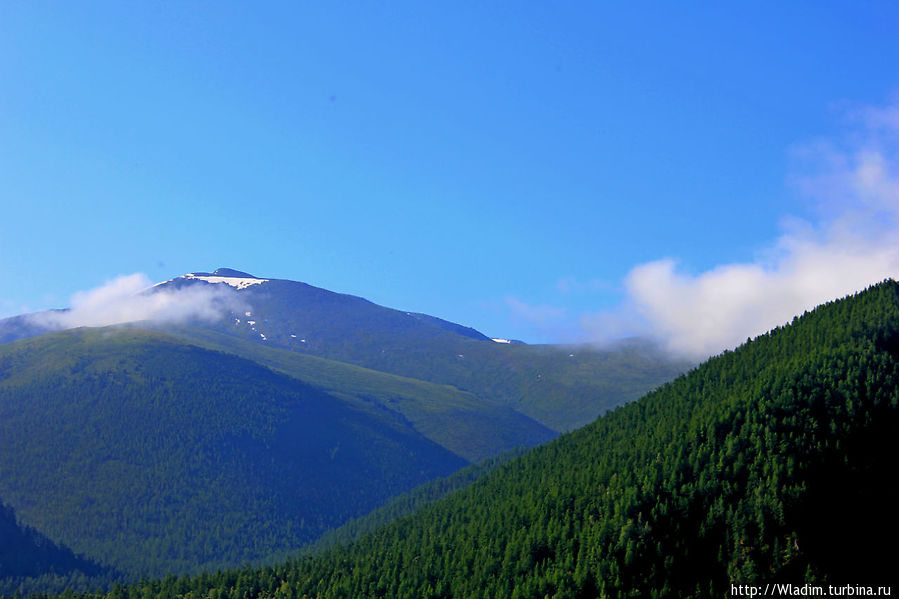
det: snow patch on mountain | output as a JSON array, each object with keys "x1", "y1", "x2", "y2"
[{"x1": 183, "y1": 274, "x2": 269, "y2": 290}]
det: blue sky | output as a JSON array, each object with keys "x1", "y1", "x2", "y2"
[{"x1": 2, "y1": 2, "x2": 899, "y2": 350}]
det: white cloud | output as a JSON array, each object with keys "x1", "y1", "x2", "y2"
[
  {"x1": 29, "y1": 273, "x2": 247, "y2": 330},
  {"x1": 583, "y1": 100, "x2": 899, "y2": 360}
]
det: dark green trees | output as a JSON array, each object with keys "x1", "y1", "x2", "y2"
[{"x1": 0, "y1": 330, "x2": 465, "y2": 579}]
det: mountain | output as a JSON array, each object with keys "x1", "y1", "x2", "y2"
[
  {"x1": 150, "y1": 269, "x2": 690, "y2": 432},
  {"x1": 0, "y1": 328, "x2": 465, "y2": 578},
  {"x1": 0, "y1": 268, "x2": 688, "y2": 436},
  {"x1": 97, "y1": 281, "x2": 899, "y2": 597},
  {"x1": 0, "y1": 268, "x2": 687, "y2": 586},
  {"x1": 155, "y1": 325, "x2": 556, "y2": 463},
  {"x1": 0, "y1": 312, "x2": 60, "y2": 344}
]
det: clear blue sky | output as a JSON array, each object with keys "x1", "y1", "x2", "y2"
[{"x1": 2, "y1": 2, "x2": 898, "y2": 345}]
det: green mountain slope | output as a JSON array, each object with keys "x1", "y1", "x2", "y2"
[
  {"x1": 303, "y1": 447, "x2": 529, "y2": 556},
  {"x1": 159, "y1": 324, "x2": 556, "y2": 462},
  {"x1": 0, "y1": 328, "x2": 466, "y2": 579},
  {"x1": 153, "y1": 270, "x2": 689, "y2": 432},
  {"x1": 0, "y1": 498, "x2": 113, "y2": 596},
  {"x1": 101, "y1": 281, "x2": 899, "y2": 597}
]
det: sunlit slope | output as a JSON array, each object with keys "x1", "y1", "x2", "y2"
[
  {"x1": 116, "y1": 281, "x2": 899, "y2": 597},
  {"x1": 0, "y1": 328, "x2": 466, "y2": 578}
]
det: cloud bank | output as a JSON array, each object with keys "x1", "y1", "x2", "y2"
[
  {"x1": 584, "y1": 100, "x2": 899, "y2": 360},
  {"x1": 30, "y1": 273, "x2": 246, "y2": 330}
]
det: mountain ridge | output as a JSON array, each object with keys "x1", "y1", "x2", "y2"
[{"x1": 0, "y1": 268, "x2": 689, "y2": 433}]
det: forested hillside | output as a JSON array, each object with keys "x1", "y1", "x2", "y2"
[
  {"x1": 0, "y1": 499, "x2": 112, "y2": 596},
  {"x1": 160, "y1": 324, "x2": 557, "y2": 462},
  {"x1": 69, "y1": 281, "x2": 899, "y2": 598},
  {"x1": 303, "y1": 447, "x2": 528, "y2": 556},
  {"x1": 0, "y1": 329, "x2": 465, "y2": 578}
]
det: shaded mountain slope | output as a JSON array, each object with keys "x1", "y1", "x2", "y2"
[
  {"x1": 0, "y1": 328, "x2": 465, "y2": 578},
  {"x1": 0, "y1": 498, "x2": 113, "y2": 596},
  {"x1": 159, "y1": 324, "x2": 556, "y2": 462},
  {"x1": 0, "y1": 312, "x2": 59, "y2": 344},
  {"x1": 102, "y1": 281, "x2": 899, "y2": 597}
]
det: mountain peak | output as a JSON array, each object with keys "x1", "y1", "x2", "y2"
[{"x1": 212, "y1": 268, "x2": 257, "y2": 278}]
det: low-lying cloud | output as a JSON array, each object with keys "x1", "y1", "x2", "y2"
[
  {"x1": 583, "y1": 100, "x2": 899, "y2": 360},
  {"x1": 30, "y1": 273, "x2": 246, "y2": 330}
]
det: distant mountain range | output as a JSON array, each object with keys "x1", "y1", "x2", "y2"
[
  {"x1": 0, "y1": 268, "x2": 689, "y2": 586},
  {"x1": 1, "y1": 268, "x2": 688, "y2": 437}
]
